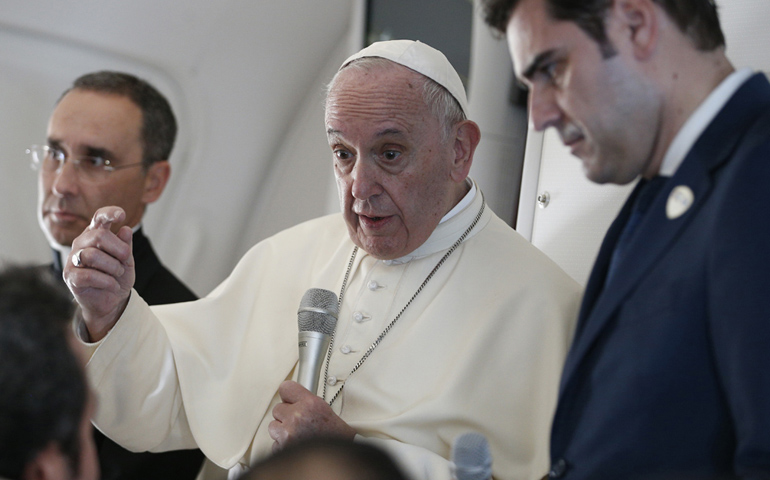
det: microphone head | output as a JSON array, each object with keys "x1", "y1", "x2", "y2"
[
  {"x1": 298, "y1": 288, "x2": 339, "y2": 335},
  {"x1": 451, "y1": 432, "x2": 492, "y2": 480}
]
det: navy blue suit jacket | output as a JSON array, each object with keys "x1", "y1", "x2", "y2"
[{"x1": 548, "y1": 73, "x2": 770, "y2": 480}]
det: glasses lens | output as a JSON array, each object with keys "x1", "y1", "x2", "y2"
[
  {"x1": 27, "y1": 146, "x2": 127, "y2": 182},
  {"x1": 27, "y1": 146, "x2": 53, "y2": 171},
  {"x1": 77, "y1": 156, "x2": 110, "y2": 182},
  {"x1": 43, "y1": 147, "x2": 61, "y2": 171}
]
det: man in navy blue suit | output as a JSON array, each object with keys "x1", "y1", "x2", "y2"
[{"x1": 482, "y1": 0, "x2": 770, "y2": 478}]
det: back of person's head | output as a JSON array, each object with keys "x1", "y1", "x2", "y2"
[
  {"x1": 242, "y1": 437, "x2": 411, "y2": 480},
  {"x1": 482, "y1": 0, "x2": 725, "y2": 53},
  {"x1": 0, "y1": 266, "x2": 89, "y2": 479},
  {"x1": 60, "y1": 70, "x2": 177, "y2": 166}
]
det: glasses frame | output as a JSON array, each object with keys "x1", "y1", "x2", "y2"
[{"x1": 26, "y1": 144, "x2": 145, "y2": 181}]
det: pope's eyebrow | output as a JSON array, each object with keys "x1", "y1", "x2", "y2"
[
  {"x1": 326, "y1": 127, "x2": 407, "y2": 140},
  {"x1": 376, "y1": 128, "x2": 406, "y2": 139}
]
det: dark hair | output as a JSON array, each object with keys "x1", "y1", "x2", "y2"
[
  {"x1": 242, "y1": 437, "x2": 411, "y2": 480},
  {"x1": 61, "y1": 70, "x2": 177, "y2": 167},
  {"x1": 481, "y1": 0, "x2": 725, "y2": 53},
  {"x1": 0, "y1": 266, "x2": 85, "y2": 479}
]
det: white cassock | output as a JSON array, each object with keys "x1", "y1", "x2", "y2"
[{"x1": 83, "y1": 181, "x2": 581, "y2": 480}]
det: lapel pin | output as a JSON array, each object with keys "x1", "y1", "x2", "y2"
[{"x1": 666, "y1": 185, "x2": 694, "y2": 219}]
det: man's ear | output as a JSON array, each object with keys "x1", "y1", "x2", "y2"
[
  {"x1": 141, "y1": 160, "x2": 171, "y2": 204},
  {"x1": 22, "y1": 442, "x2": 69, "y2": 480},
  {"x1": 450, "y1": 120, "x2": 481, "y2": 183},
  {"x1": 614, "y1": 0, "x2": 658, "y2": 60}
]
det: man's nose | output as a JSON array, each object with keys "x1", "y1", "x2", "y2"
[
  {"x1": 528, "y1": 85, "x2": 562, "y2": 132},
  {"x1": 350, "y1": 158, "x2": 383, "y2": 200},
  {"x1": 51, "y1": 159, "x2": 80, "y2": 197}
]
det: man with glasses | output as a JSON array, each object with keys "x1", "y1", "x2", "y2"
[{"x1": 29, "y1": 71, "x2": 204, "y2": 480}]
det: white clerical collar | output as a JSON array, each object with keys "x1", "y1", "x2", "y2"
[
  {"x1": 659, "y1": 68, "x2": 754, "y2": 176},
  {"x1": 382, "y1": 178, "x2": 486, "y2": 265},
  {"x1": 440, "y1": 178, "x2": 475, "y2": 224}
]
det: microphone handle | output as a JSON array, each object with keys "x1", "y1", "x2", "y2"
[{"x1": 297, "y1": 330, "x2": 331, "y2": 394}]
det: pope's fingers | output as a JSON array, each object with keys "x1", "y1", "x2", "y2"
[
  {"x1": 72, "y1": 249, "x2": 84, "y2": 268},
  {"x1": 89, "y1": 206, "x2": 126, "y2": 231},
  {"x1": 277, "y1": 380, "x2": 311, "y2": 403},
  {"x1": 271, "y1": 400, "x2": 292, "y2": 423},
  {"x1": 117, "y1": 225, "x2": 133, "y2": 244},
  {"x1": 70, "y1": 225, "x2": 133, "y2": 267},
  {"x1": 65, "y1": 264, "x2": 124, "y2": 294},
  {"x1": 69, "y1": 247, "x2": 126, "y2": 279},
  {"x1": 267, "y1": 419, "x2": 288, "y2": 453}
]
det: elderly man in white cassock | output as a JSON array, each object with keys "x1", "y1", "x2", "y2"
[{"x1": 64, "y1": 40, "x2": 581, "y2": 480}]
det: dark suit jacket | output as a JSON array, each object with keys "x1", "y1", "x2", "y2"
[
  {"x1": 50, "y1": 228, "x2": 205, "y2": 480},
  {"x1": 548, "y1": 73, "x2": 770, "y2": 480}
]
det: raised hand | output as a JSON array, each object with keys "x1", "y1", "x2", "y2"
[{"x1": 64, "y1": 206, "x2": 135, "y2": 341}]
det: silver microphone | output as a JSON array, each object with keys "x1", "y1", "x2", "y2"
[
  {"x1": 451, "y1": 432, "x2": 493, "y2": 480},
  {"x1": 297, "y1": 288, "x2": 339, "y2": 394}
]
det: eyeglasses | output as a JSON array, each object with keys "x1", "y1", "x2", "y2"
[{"x1": 26, "y1": 145, "x2": 144, "y2": 183}]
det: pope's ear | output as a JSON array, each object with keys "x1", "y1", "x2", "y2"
[
  {"x1": 450, "y1": 120, "x2": 481, "y2": 183},
  {"x1": 142, "y1": 160, "x2": 171, "y2": 204}
]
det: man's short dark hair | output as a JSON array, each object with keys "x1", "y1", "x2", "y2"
[
  {"x1": 481, "y1": 0, "x2": 725, "y2": 55},
  {"x1": 0, "y1": 266, "x2": 85, "y2": 479},
  {"x1": 61, "y1": 70, "x2": 177, "y2": 167}
]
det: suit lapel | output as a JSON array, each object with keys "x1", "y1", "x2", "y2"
[
  {"x1": 571, "y1": 187, "x2": 638, "y2": 338},
  {"x1": 558, "y1": 73, "x2": 770, "y2": 397}
]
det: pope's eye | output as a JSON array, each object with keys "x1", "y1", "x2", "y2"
[
  {"x1": 335, "y1": 149, "x2": 352, "y2": 160},
  {"x1": 383, "y1": 150, "x2": 400, "y2": 161}
]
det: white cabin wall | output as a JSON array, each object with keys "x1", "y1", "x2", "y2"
[
  {"x1": 467, "y1": 3, "x2": 529, "y2": 227},
  {"x1": 236, "y1": 0, "x2": 368, "y2": 256}
]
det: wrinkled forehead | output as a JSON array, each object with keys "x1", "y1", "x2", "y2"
[
  {"x1": 330, "y1": 59, "x2": 427, "y2": 96},
  {"x1": 326, "y1": 62, "x2": 429, "y2": 119}
]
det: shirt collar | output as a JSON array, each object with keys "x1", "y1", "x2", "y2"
[
  {"x1": 440, "y1": 178, "x2": 475, "y2": 224},
  {"x1": 659, "y1": 68, "x2": 754, "y2": 176},
  {"x1": 382, "y1": 178, "x2": 486, "y2": 265}
]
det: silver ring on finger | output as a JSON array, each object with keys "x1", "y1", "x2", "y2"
[{"x1": 72, "y1": 249, "x2": 84, "y2": 268}]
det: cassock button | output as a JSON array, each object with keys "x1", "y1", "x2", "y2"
[
  {"x1": 368, "y1": 280, "x2": 380, "y2": 291},
  {"x1": 340, "y1": 345, "x2": 352, "y2": 354},
  {"x1": 549, "y1": 458, "x2": 568, "y2": 478},
  {"x1": 353, "y1": 311, "x2": 364, "y2": 322},
  {"x1": 327, "y1": 376, "x2": 338, "y2": 386}
]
